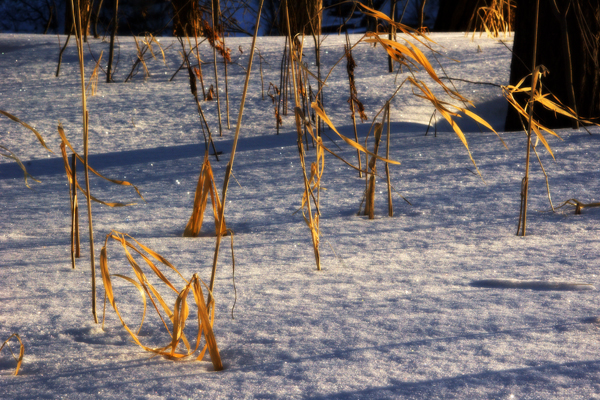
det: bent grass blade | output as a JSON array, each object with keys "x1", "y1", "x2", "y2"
[{"x1": 0, "y1": 333, "x2": 24, "y2": 376}]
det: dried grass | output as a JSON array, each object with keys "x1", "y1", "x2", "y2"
[
  {"x1": 100, "y1": 231, "x2": 223, "y2": 370},
  {"x1": 556, "y1": 199, "x2": 600, "y2": 215},
  {"x1": 503, "y1": 66, "x2": 600, "y2": 235},
  {"x1": 468, "y1": 0, "x2": 515, "y2": 38},
  {"x1": 125, "y1": 33, "x2": 166, "y2": 82},
  {"x1": 86, "y1": 50, "x2": 103, "y2": 96},
  {"x1": 183, "y1": 150, "x2": 226, "y2": 237},
  {"x1": 0, "y1": 333, "x2": 24, "y2": 376}
]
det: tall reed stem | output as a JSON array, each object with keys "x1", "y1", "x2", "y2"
[
  {"x1": 208, "y1": 0, "x2": 265, "y2": 309},
  {"x1": 517, "y1": 0, "x2": 540, "y2": 237},
  {"x1": 70, "y1": 153, "x2": 80, "y2": 269},
  {"x1": 71, "y1": 0, "x2": 97, "y2": 323},
  {"x1": 385, "y1": 102, "x2": 393, "y2": 217},
  {"x1": 212, "y1": 0, "x2": 223, "y2": 136}
]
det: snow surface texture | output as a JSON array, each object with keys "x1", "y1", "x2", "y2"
[{"x1": 1, "y1": 32, "x2": 600, "y2": 399}]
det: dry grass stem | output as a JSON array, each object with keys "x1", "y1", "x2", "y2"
[
  {"x1": 125, "y1": 33, "x2": 166, "y2": 82},
  {"x1": 70, "y1": 153, "x2": 80, "y2": 269},
  {"x1": 208, "y1": 0, "x2": 264, "y2": 307},
  {"x1": 385, "y1": 102, "x2": 393, "y2": 217},
  {"x1": 345, "y1": 36, "x2": 366, "y2": 177},
  {"x1": 364, "y1": 122, "x2": 384, "y2": 219},
  {"x1": 556, "y1": 199, "x2": 600, "y2": 215},
  {"x1": 69, "y1": 0, "x2": 97, "y2": 323},
  {"x1": 86, "y1": 50, "x2": 103, "y2": 96},
  {"x1": 504, "y1": 64, "x2": 600, "y2": 235}
]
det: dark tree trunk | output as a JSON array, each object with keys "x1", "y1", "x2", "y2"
[
  {"x1": 505, "y1": 0, "x2": 600, "y2": 131},
  {"x1": 281, "y1": 0, "x2": 322, "y2": 36},
  {"x1": 65, "y1": 0, "x2": 75, "y2": 34},
  {"x1": 434, "y1": 0, "x2": 481, "y2": 31}
]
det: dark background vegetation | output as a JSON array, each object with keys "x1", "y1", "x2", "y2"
[{"x1": 0, "y1": 0, "x2": 598, "y2": 129}]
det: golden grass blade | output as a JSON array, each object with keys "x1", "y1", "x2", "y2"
[
  {"x1": 58, "y1": 124, "x2": 145, "y2": 202},
  {"x1": 462, "y1": 109, "x2": 508, "y2": 149},
  {"x1": 0, "y1": 109, "x2": 53, "y2": 153},
  {"x1": 0, "y1": 333, "x2": 24, "y2": 376},
  {"x1": 311, "y1": 102, "x2": 400, "y2": 166},
  {"x1": 0, "y1": 145, "x2": 41, "y2": 188},
  {"x1": 363, "y1": 35, "x2": 449, "y2": 91},
  {"x1": 100, "y1": 231, "x2": 223, "y2": 369}
]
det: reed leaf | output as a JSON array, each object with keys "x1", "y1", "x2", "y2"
[
  {"x1": 407, "y1": 77, "x2": 506, "y2": 178},
  {"x1": 356, "y1": 2, "x2": 436, "y2": 48},
  {"x1": 0, "y1": 109, "x2": 52, "y2": 153},
  {"x1": 100, "y1": 231, "x2": 223, "y2": 370},
  {"x1": 58, "y1": 124, "x2": 145, "y2": 203},
  {"x1": 311, "y1": 101, "x2": 400, "y2": 166},
  {"x1": 0, "y1": 333, "x2": 24, "y2": 376}
]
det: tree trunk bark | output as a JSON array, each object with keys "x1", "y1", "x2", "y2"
[
  {"x1": 505, "y1": 0, "x2": 600, "y2": 130},
  {"x1": 172, "y1": 0, "x2": 198, "y2": 36}
]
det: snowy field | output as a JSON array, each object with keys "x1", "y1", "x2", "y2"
[{"x1": 1, "y1": 31, "x2": 600, "y2": 399}]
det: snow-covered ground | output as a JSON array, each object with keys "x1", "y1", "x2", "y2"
[{"x1": 1, "y1": 31, "x2": 600, "y2": 399}]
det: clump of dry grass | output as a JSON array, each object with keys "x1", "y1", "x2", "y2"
[
  {"x1": 0, "y1": 333, "x2": 24, "y2": 376},
  {"x1": 125, "y1": 33, "x2": 166, "y2": 82},
  {"x1": 86, "y1": 50, "x2": 103, "y2": 96},
  {"x1": 100, "y1": 231, "x2": 223, "y2": 370},
  {"x1": 183, "y1": 150, "x2": 226, "y2": 237},
  {"x1": 468, "y1": 0, "x2": 515, "y2": 38}
]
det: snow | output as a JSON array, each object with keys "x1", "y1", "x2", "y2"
[{"x1": 1, "y1": 31, "x2": 600, "y2": 399}]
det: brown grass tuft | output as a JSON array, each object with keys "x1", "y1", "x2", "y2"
[
  {"x1": 183, "y1": 150, "x2": 227, "y2": 237},
  {"x1": 100, "y1": 231, "x2": 223, "y2": 370}
]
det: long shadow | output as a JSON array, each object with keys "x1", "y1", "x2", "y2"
[
  {"x1": 1, "y1": 320, "x2": 596, "y2": 398},
  {"x1": 306, "y1": 359, "x2": 600, "y2": 399},
  {"x1": 0, "y1": 121, "x2": 430, "y2": 181}
]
